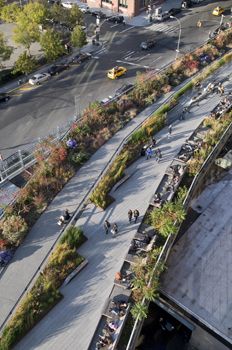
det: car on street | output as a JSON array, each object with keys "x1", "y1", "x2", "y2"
[
  {"x1": 61, "y1": 2, "x2": 73, "y2": 8},
  {"x1": 168, "y1": 8, "x2": 182, "y2": 16},
  {"x1": 107, "y1": 66, "x2": 127, "y2": 79},
  {"x1": 0, "y1": 93, "x2": 10, "y2": 103},
  {"x1": 115, "y1": 83, "x2": 133, "y2": 96},
  {"x1": 108, "y1": 15, "x2": 124, "y2": 24},
  {"x1": 140, "y1": 40, "x2": 156, "y2": 50},
  {"x1": 79, "y1": 5, "x2": 89, "y2": 13},
  {"x1": 48, "y1": 64, "x2": 69, "y2": 76},
  {"x1": 28, "y1": 73, "x2": 51, "y2": 85},
  {"x1": 212, "y1": 6, "x2": 224, "y2": 16},
  {"x1": 154, "y1": 11, "x2": 170, "y2": 21},
  {"x1": 90, "y1": 10, "x2": 107, "y2": 19},
  {"x1": 70, "y1": 52, "x2": 91, "y2": 64}
]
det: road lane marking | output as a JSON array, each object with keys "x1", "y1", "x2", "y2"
[
  {"x1": 151, "y1": 56, "x2": 162, "y2": 64},
  {"x1": 120, "y1": 26, "x2": 135, "y2": 33},
  {"x1": 137, "y1": 53, "x2": 151, "y2": 62},
  {"x1": 110, "y1": 24, "x2": 119, "y2": 28},
  {"x1": 116, "y1": 60, "x2": 150, "y2": 69}
]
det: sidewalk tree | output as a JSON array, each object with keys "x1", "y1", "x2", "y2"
[
  {"x1": 13, "y1": 51, "x2": 37, "y2": 75},
  {"x1": 71, "y1": 25, "x2": 87, "y2": 49},
  {"x1": 40, "y1": 29, "x2": 64, "y2": 61},
  {"x1": 23, "y1": 1, "x2": 48, "y2": 25},
  {"x1": 0, "y1": 3, "x2": 21, "y2": 23},
  {"x1": 0, "y1": 32, "x2": 13, "y2": 68},
  {"x1": 68, "y1": 4, "x2": 83, "y2": 29}
]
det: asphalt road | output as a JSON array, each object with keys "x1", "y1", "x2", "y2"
[{"x1": 0, "y1": 0, "x2": 231, "y2": 158}]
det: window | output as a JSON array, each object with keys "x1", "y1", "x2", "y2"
[
  {"x1": 102, "y1": 0, "x2": 112, "y2": 3},
  {"x1": 119, "y1": 0, "x2": 128, "y2": 8}
]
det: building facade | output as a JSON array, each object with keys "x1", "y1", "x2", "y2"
[{"x1": 87, "y1": 0, "x2": 165, "y2": 17}]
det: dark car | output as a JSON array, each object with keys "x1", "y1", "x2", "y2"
[
  {"x1": 0, "y1": 93, "x2": 10, "y2": 103},
  {"x1": 168, "y1": 8, "x2": 182, "y2": 16},
  {"x1": 140, "y1": 40, "x2": 156, "y2": 50},
  {"x1": 71, "y1": 52, "x2": 91, "y2": 64},
  {"x1": 91, "y1": 10, "x2": 107, "y2": 19},
  {"x1": 115, "y1": 84, "x2": 133, "y2": 96},
  {"x1": 108, "y1": 15, "x2": 124, "y2": 24},
  {"x1": 48, "y1": 64, "x2": 68, "y2": 76}
]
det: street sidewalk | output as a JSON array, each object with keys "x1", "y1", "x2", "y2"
[{"x1": 14, "y1": 62, "x2": 232, "y2": 350}]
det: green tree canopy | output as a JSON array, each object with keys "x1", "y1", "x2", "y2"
[
  {"x1": 0, "y1": 32, "x2": 13, "y2": 67},
  {"x1": 68, "y1": 4, "x2": 83, "y2": 29},
  {"x1": 22, "y1": 2, "x2": 48, "y2": 25},
  {"x1": 40, "y1": 29, "x2": 64, "y2": 61},
  {"x1": 71, "y1": 25, "x2": 87, "y2": 49},
  {"x1": 0, "y1": 3, "x2": 21, "y2": 23},
  {"x1": 13, "y1": 17, "x2": 40, "y2": 52},
  {"x1": 13, "y1": 51, "x2": 37, "y2": 75}
]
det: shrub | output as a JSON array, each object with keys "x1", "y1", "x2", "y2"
[
  {"x1": 0, "y1": 215, "x2": 28, "y2": 245},
  {"x1": 59, "y1": 226, "x2": 86, "y2": 249},
  {"x1": 150, "y1": 201, "x2": 186, "y2": 237}
]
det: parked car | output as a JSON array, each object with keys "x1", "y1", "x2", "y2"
[
  {"x1": 0, "y1": 93, "x2": 10, "y2": 103},
  {"x1": 79, "y1": 5, "x2": 89, "y2": 13},
  {"x1": 61, "y1": 2, "x2": 73, "y2": 9},
  {"x1": 108, "y1": 15, "x2": 124, "y2": 24},
  {"x1": 71, "y1": 52, "x2": 91, "y2": 64},
  {"x1": 107, "y1": 66, "x2": 127, "y2": 80},
  {"x1": 28, "y1": 73, "x2": 51, "y2": 85},
  {"x1": 115, "y1": 83, "x2": 133, "y2": 96},
  {"x1": 140, "y1": 40, "x2": 156, "y2": 50},
  {"x1": 181, "y1": 0, "x2": 192, "y2": 8},
  {"x1": 48, "y1": 64, "x2": 68, "y2": 76},
  {"x1": 168, "y1": 8, "x2": 182, "y2": 16},
  {"x1": 212, "y1": 6, "x2": 224, "y2": 16},
  {"x1": 155, "y1": 11, "x2": 170, "y2": 21},
  {"x1": 90, "y1": 10, "x2": 107, "y2": 19}
]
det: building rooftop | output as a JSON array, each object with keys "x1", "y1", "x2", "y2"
[{"x1": 161, "y1": 174, "x2": 232, "y2": 346}]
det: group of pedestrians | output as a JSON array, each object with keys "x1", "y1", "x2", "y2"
[
  {"x1": 104, "y1": 209, "x2": 140, "y2": 237},
  {"x1": 127, "y1": 209, "x2": 139, "y2": 224}
]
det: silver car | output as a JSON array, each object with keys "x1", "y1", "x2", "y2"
[{"x1": 29, "y1": 73, "x2": 51, "y2": 85}]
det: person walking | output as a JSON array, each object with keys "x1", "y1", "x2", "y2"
[
  {"x1": 104, "y1": 220, "x2": 111, "y2": 234},
  {"x1": 146, "y1": 147, "x2": 152, "y2": 160},
  {"x1": 168, "y1": 124, "x2": 172, "y2": 139},
  {"x1": 111, "y1": 223, "x2": 118, "y2": 237},
  {"x1": 128, "y1": 209, "x2": 133, "y2": 224},
  {"x1": 156, "y1": 148, "x2": 162, "y2": 163},
  {"x1": 133, "y1": 209, "x2": 140, "y2": 223}
]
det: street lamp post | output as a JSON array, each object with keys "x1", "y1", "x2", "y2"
[
  {"x1": 220, "y1": 14, "x2": 225, "y2": 27},
  {"x1": 170, "y1": 15, "x2": 182, "y2": 60}
]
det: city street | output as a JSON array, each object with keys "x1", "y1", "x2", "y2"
[{"x1": 0, "y1": 0, "x2": 231, "y2": 157}]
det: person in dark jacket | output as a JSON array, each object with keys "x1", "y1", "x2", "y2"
[
  {"x1": 104, "y1": 220, "x2": 111, "y2": 234},
  {"x1": 133, "y1": 209, "x2": 140, "y2": 223},
  {"x1": 128, "y1": 209, "x2": 133, "y2": 223}
]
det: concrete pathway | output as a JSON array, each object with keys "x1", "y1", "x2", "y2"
[
  {"x1": 14, "y1": 64, "x2": 232, "y2": 349},
  {"x1": 0, "y1": 69, "x2": 194, "y2": 329}
]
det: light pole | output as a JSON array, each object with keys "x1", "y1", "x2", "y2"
[
  {"x1": 170, "y1": 15, "x2": 182, "y2": 60},
  {"x1": 220, "y1": 14, "x2": 225, "y2": 27}
]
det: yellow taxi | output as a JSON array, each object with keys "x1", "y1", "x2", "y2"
[
  {"x1": 212, "y1": 6, "x2": 224, "y2": 16},
  {"x1": 107, "y1": 66, "x2": 127, "y2": 79}
]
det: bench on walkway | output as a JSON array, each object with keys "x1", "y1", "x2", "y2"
[{"x1": 112, "y1": 173, "x2": 131, "y2": 192}]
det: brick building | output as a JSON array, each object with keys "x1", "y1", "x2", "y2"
[{"x1": 87, "y1": 0, "x2": 165, "y2": 17}]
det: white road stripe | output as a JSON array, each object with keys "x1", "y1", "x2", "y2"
[
  {"x1": 120, "y1": 26, "x2": 135, "y2": 33},
  {"x1": 116, "y1": 59, "x2": 150, "y2": 69},
  {"x1": 110, "y1": 23, "x2": 119, "y2": 28}
]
